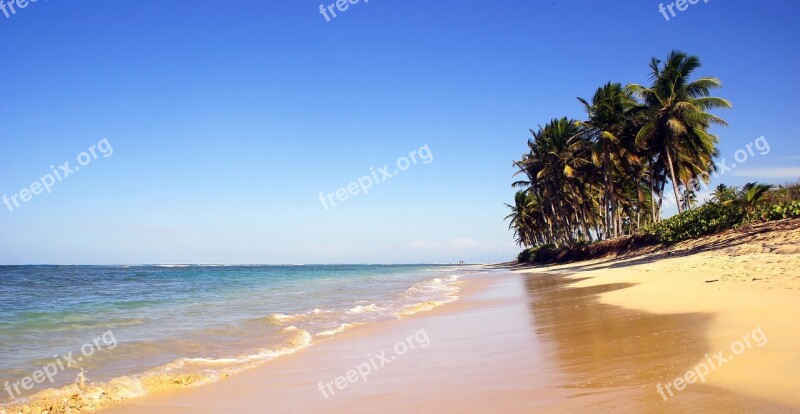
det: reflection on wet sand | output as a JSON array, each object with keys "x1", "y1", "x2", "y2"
[{"x1": 524, "y1": 273, "x2": 789, "y2": 413}]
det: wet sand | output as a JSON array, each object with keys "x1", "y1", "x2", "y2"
[
  {"x1": 530, "y1": 219, "x2": 800, "y2": 408},
  {"x1": 101, "y1": 268, "x2": 794, "y2": 413},
  {"x1": 523, "y1": 273, "x2": 788, "y2": 412},
  {"x1": 104, "y1": 273, "x2": 565, "y2": 413}
]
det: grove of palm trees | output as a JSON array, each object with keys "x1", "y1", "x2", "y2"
[{"x1": 507, "y1": 50, "x2": 800, "y2": 255}]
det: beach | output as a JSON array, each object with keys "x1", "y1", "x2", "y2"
[
  {"x1": 3, "y1": 222, "x2": 799, "y2": 413},
  {"x1": 3, "y1": 1, "x2": 799, "y2": 413},
  {"x1": 81, "y1": 223, "x2": 800, "y2": 413},
  {"x1": 93, "y1": 221, "x2": 800, "y2": 413},
  {"x1": 534, "y1": 218, "x2": 800, "y2": 408}
]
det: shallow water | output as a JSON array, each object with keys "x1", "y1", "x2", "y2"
[{"x1": 0, "y1": 265, "x2": 464, "y2": 407}]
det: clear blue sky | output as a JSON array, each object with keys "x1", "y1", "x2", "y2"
[{"x1": 1, "y1": 0, "x2": 798, "y2": 264}]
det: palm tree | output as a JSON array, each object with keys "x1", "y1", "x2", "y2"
[
  {"x1": 628, "y1": 50, "x2": 731, "y2": 213},
  {"x1": 712, "y1": 183, "x2": 737, "y2": 204},
  {"x1": 505, "y1": 190, "x2": 537, "y2": 247},
  {"x1": 681, "y1": 186, "x2": 698, "y2": 211},
  {"x1": 577, "y1": 82, "x2": 641, "y2": 238},
  {"x1": 509, "y1": 51, "x2": 733, "y2": 250},
  {"x1": 512, "y1": 118, "x2": 594, "y2": 246},
  {"x1": 740, "y1": 182, "x2": 773, "y2": 215}
]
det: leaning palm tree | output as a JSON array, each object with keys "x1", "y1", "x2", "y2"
[{"x1": 629, "y1": 50, "x2": 731, "y2": 213}]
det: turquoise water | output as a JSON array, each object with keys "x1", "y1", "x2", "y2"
[{"x1": 0, "y1": 265, "x2": 465, "y2": 405}]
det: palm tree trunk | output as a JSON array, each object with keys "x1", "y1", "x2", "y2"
[
  {"x1": 650, "y1": 166, "x2": 657, "y2": 223},
  {"x1": 581, "y1": 209, "x2": 593, "y2": 243},
  {"x1": 603, "y1": 150, "x2": 614, "y2": 239},
  {"x1": 636, "y1": 211, "x2": 641, "y2": 231},
  {"x1": 656, "y1": 188, "x2": 664, "y2": 221},
  {"x1": 546, "y1": 216, "x2": 554, "y2": 246},
  {"x1": 664, "y1": 146, "x2": 684, "y2": 214},
  {"x1": 547, "y1": 201, "x2": 558, "y2": 246}
]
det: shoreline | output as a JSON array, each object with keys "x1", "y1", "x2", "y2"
[
  {"x1": 102, "y1": 240, "x2": 800, "y2": 413},
  {"x1": 103, "y1": 270, "x2": 572, "y2": 413},
  {"x1": 0, "y1": 267, "x2": 469, "y2": 414},
  {"x1": 7, "y1": 232, "x2": 798, "y2": 413}
]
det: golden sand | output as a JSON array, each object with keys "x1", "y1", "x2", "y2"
[{"x1": 522, "y1": 218, "x2": 800, "y2": 408}]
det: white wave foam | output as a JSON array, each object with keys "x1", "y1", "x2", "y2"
[
  {"x1": 316, "y1": 323, "x2": 359, "y2": 337},
  {"x1": 346, "y1": 304, "x2": 384, "y2": 315}
]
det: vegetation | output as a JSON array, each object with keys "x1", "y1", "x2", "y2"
[
  {"x1": 515, "y1": 182, "x2": 800, "y2": 264},
  {"x1": 516, "y1": 244, "x2": 555, "y2": 263},
  {"x1": 517, "y1": 234, "x2": 658, "y2": 265},
  {"x1": 507, "y1": 49, "x2": 799, "y2": 263},
  {"x1": 642, "y1": 199, "x2": 743, "y2": 244},
  {"x1": 641, "y1": 182, "x2": 800, "y2": 244},
  {"x1": 510, "y1": 50, "x2": 732, "y2": 248}
]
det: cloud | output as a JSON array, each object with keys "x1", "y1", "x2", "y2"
[
  {"x1": 695, "y1": 190, "x2": 714, "y2": 204},
  {"x1": 733, "y1": 167, "x2": 800, "y2": 179}
]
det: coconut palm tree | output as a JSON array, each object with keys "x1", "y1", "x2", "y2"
[
  {"x1": 509, "y1": 51, "x2": 732, "y2": 249},
  {"x1": 740, "y1": 182, "x2": 773, "y2": 215},
  {"x1": 576, "y1": 82, "x2": 641, "y2": 238},
  {"x1": 628, "y1": 50, "x2": 731, "y2": 214},
  {"x1": 712, "y1": 183, "x2": 738, "y2": 204},
  {"x1": 505, "y1": 190, "x2": 538, "y2": 247},
  {"x1": 681, "y1": 187, "x2": 698, "y2": 211},
  {"x1": 513, "y1": 118, "x2": 594, "y2": 246}
]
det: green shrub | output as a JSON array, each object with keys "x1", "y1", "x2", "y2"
[
  {"x1": 517, "y1": 248, "x2": 534, "y2": 262},
  {"x1": 517, "y1": 244, "x2": 555, "y2": 263},
  {"x1": 750, "y1": 200, "x2": 800, "y2": 222},
  {"x1": 764, "y1": 182, "x2": 800, "y2": 204},
  {"x1": 643, "y1": 198, "x2": 799, "y2": 244},
  {"x1": 643, "y1": 202, "x2": 744, "y2": 244},
  {"x1": 516, "y1": 187, "x2": 800, "y2": 263}
]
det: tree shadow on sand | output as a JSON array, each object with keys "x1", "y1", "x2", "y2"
[{"x1": 523, "y1": 273, "x2": 787, "y2": 412}]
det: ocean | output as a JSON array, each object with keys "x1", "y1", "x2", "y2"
[{"x1": 0, "y1": 264, "x2": 467, "y2": 407}]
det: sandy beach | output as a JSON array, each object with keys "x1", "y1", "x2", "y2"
[
  {"x1": 95, "y1": 221, "x2": 800, "y2": 413},
  {"x1": 533, "y1": 218, "x2": 800, "y2": 409},
  {"x1": 3, "y1": 2, "x2": 799, "y2": 414}
]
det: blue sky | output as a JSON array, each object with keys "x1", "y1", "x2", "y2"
[{"x1": 1, "y1": 0, "x2": 798, "y2": 264}]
